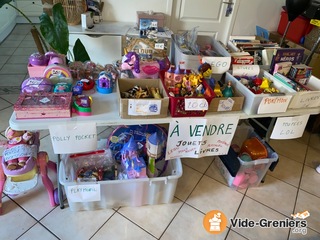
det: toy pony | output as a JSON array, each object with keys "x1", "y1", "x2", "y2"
[{"x1": 120, "y1": 52, "x2": 160, "y2": 79}]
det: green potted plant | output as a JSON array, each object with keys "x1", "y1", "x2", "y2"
[
  {"x1": 0, "y1": 0, "x2": 90, "y2": 63},
  {"x1": 39, "y1": 3, "x2": 90, "y2": 63}
]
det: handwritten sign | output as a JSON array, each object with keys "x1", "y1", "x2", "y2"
[
  {"x1": 128, "y1": 99, "x2": 161, "y2": 115},
  {"x1": 218, "y1": 98, "x2": 235, "y2": 111},
  {"x1": 232, "y1": 64, "x2": 260, "y2": 77},
  {"x1": 67, "y1": 184, "x2": 101, "y2": 202},
  {"x1": 185, "y1": 98, "x2": 209, "y2": 111},
  {"x1": 290, "y1": 92, "x2": 320, "y2": 108},
  {"x1": 202, "y1": 56, "x2": 231, "y2": 74},
  {"x1": 257, "y1": 95, "x2": 292, "y2": 114},
  {"x1": 271, "y1": 114, "x2": 310, "y2": 139},
  {"x1": 165, "y1": 116, "x2": 240, "y2": 159},
  {"x1": 49, "y1": 123, "x2": 97, "y2": 154}
]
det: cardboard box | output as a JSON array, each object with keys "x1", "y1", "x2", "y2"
[
  {"x1": 117, "y1": 78, "x2": 169, "y2": 119},
  {"x1": 207, "y1": 73, "x2": 244, "y2": 112},
  {"x1": 172, "y1": 35, "x2": 231, "y2": 73},
  {"x1": 226, "y1": 70, "x2": 296, "y2": 115},
  {"x1": 216, "y1": 124, "x2": 278, "y2": 189},
  {"x1": 60, "y1": 156, "x2": 182, "y2": 211}
]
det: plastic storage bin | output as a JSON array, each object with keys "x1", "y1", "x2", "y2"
[
  {"x1": 215, "y1": 124, "x2": 278, "y2": 189},
  {"x1": 59, "y1": 157, "x2": 182, "y2": 211},
  {"x1": 227, "y1": 70, "x2": 296, "y2": 115},
  {"x1": 172, "y1": 34, "x2": 231, "y2": 73}
]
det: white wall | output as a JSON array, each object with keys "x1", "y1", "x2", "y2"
[{"x1": 231, "y1": 0, "x2": 285, "y2": 36}]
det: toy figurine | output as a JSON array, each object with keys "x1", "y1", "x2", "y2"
[
  {"x1": 72, "y1": 81, "x2": 84, "y2": 96},
  {"x1": 121, "y1": 52, "x2": 160, "y2": 79},
  {"x1": 4, "y1": 127, "x2": 34, "y2": 170},
  {"x1": 214, "y1": 82, "x2": 223, "y2": 97},
  {"x1": 222, "y1": 81, "x2": 234, "y2": 97}
]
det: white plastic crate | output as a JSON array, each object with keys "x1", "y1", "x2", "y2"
[
  {"x1": 226, "y1": 70, "x2": 296, "y2": 115},
  {"x1": 216, "y1": 124, "x2": 278, "y2": 189},
  {"x1": 172, "y1": 34, "x2": 231, "y2": 73},
  {"x1": 59, "y1": 157, "x2": 182, "y2": 211}
]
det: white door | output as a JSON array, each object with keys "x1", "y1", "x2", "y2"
[{"x1": 170, "y1": 0, "x2": 239, "y2": 44}]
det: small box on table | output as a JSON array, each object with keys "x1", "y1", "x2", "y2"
[
  {"x1": 117, "y1": 78, "x2": 169, "y2": 119},
  {"x1": 14, "y1": 92, "x2": 72, "y2": 119}
]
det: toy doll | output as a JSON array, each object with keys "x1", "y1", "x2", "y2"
[{"x1": 4, "y1": 127, "x2": 34, "y2": 170}]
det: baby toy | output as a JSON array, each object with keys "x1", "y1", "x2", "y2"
[
  {"x1": 121, "y1": 52, "x2": 160, "y2": 79},
  {"x1": 0, "y1": 127, "x2": 59, "y2": 215},
  {"x1": 4, "y1": 127, "x2": 34, "y2": 170}
]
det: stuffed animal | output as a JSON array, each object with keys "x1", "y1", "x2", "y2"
[{"x1": 4, "y1": 127, "x2": 34, "y2": 170}]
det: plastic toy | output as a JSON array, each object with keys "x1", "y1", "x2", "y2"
[
  {"x1": 21, "y1": 77, "x2": 52, "y2": 94},
  {"x1": 53, "y1": 82, "x2": 72, "y2": 93},
  {"x1": 96, "y1": 71, "x2": 113, "y2": 94},
  {"x1": 29, "y1": 52, "x2": 47, "y2": 66},
  {"x1": 146, "y1": 132, "x2": 164, "y2": 177},
  {"x1": 0, "y1": 128, "x2": 58, "y2": 215},
  {"x1": 72, "y1": 95, "x2": 93, "y2": 116},
  {"x1": 121, "y1": 52, "x2": 160, "y2": 79},
  {"x1": 72, "y1": 81, "x2": 84, "y2": 96},
  {"x1": 222, "y1": 81, "x2": 234, "y2": 97},
  {"x1": 107, "y1": 124, "x2": 168, "y2": 177},
  {"x1": 239, "y1": 137, "x2": 267, "y2": 160},
  {"x1": 120, "y1": 136, "x2": 147, "y2": 179}
]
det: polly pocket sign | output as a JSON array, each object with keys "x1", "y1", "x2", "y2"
[{"x1": 165, "y1": 116, "x2": 240, "y2": 159}]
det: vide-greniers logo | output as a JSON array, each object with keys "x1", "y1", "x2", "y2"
[{"x1": 203, "y1": 210, "x2": 310, "y2": 235}]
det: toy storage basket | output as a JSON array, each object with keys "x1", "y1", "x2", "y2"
[
  {"x1": 162, "y1": 80, "x2": 215, "y2": 117},
  {"x1": 53, "y1": 0, "x2": 86, "y2": 25}
]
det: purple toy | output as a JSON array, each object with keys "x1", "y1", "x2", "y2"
[
  {"x1": 21, "y1": 77, "x2": 52, "y2": 93},
  {"x1": 121, "y1": 52, "x2": 160, "y2": 79}
]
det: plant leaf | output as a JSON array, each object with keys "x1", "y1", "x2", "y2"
[
  {"x1": 39, "y1": 3, "x2": 69, "y2": 55},
  {"x1": 0, "y1": 0, "x2": 12, "y2": 8},
  {"x1": 73, "y1": 38, "x2": 91, "y2": 62}
]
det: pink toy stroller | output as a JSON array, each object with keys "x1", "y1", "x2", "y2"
[{"x1": 0, "y1": 128, "x2": 59, "y2": 215}]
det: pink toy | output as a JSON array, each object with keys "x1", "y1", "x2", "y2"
[
  {"x1": 0, "y1": 128, "x2": 59, "y2": 215},
  {"x1": 121, "y1": 52, "x2": 160, "y2": 79}
]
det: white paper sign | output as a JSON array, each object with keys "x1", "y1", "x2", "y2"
[
  {"x1": 165, "y1": 116, "x2": 240, "y2": 159},
  {"x1": 232, "y1": 64, "x2": 260, "y2": 77},
  {"x1": 271, "y1": 114, "x2": 310, "y2": 139},
  {"x1": 257, "y1": 95, "x2": 292, "y2": 114},
  {"x1": 291, "y1": 92, "x2": 320, "y2": 108},
  {"x1": 128, "y1": 99, "x2": 161, "y2": 115},
  {"x1": 218, "y1": 98, "x2": 235, "y2": 111},
  {"x1": 202, "y1": 56, "x2": 231, "y2": 74},
  {"x1": 184, "y1": 98, "x2": 209, "y2": 111},
  {"x1": 49, "y1": 123, "x2": 97, "y2": 154},
  {"x1": 67, "y1": 184, "x2": 101, "y2": 202}
]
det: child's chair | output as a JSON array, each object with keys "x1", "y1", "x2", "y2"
[{"x1": 0, "y1": 127, "x2": 59, "y2": 215}]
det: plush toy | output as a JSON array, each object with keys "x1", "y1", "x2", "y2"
[{"x1": 4, "y1": 127, "x2": 34, "y2": 170}]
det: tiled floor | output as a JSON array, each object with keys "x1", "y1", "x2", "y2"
[{"x1": 1, "y1": 24, "x2": 320, "y2": 240}]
